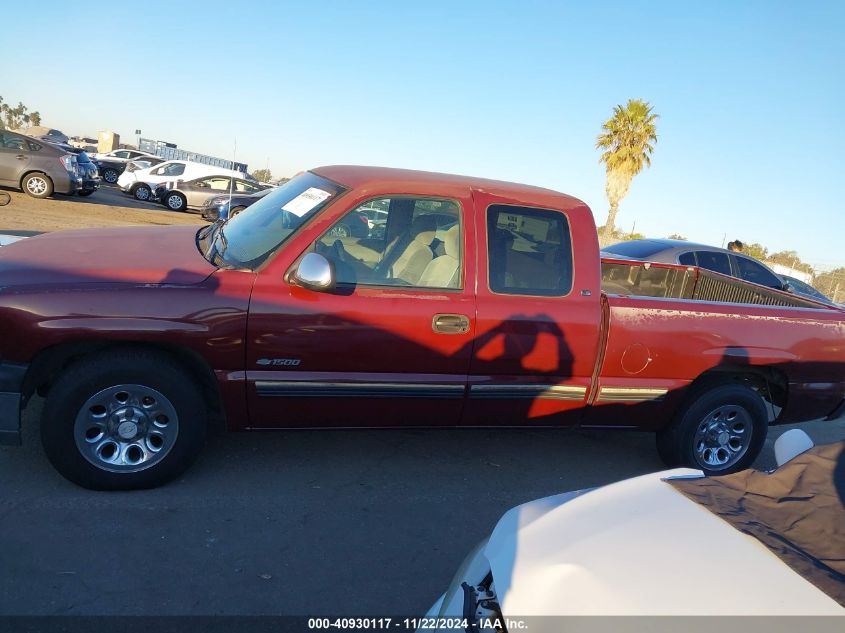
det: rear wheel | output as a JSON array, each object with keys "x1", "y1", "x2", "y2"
[
  {"x1": 40, "y1": 349, "x2": 207, "y2": 490},
  {"x1": 133, "y1": 184, "x2": 152, "y2": 201},
  {"x1": 22, "y1": 172, "x2": 53, "y2": 199},
  {"x1": 656, "y1": 383, "x2": 767, "y2": 474},
  {"x1": 165, "y1": 192, "x2": 187, "y2": 211},
  {"x1": 102, "y1": 168, "x2": 119, "y2": 184}
]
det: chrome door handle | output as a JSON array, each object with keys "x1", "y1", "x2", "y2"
[
  {"x1": 16, "y1": 155, "x2": 27, "y2": 160},
  {"x1": 432, "y1": 313, "x2": 470, "y2": 334}
]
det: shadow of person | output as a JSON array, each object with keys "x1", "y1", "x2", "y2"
[{"x1": 456, "y1": 313, "x2": 577, "y2": 427}]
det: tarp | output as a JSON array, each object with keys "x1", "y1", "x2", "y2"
[{"x1": 669, "y1": 442, "x2": 845, "y2": 606}]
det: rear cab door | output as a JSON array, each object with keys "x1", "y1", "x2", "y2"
[
  {"x1": 464, "y1": 189, "x2": 603, "y2": 425},
  {"x1": 245, "y1": 175, "x2": 478, "y2": 428}
]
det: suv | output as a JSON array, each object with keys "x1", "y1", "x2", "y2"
[{"x1": 0, "y1": 130, "x2": 81, "y2": 198}]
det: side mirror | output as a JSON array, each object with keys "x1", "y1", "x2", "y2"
[
  {"x1": 782, "y1": 281, "x2": 794, "y2": 293},
  {"x1": 292, "y1": 252, "x2": 335, "y2": 292}
]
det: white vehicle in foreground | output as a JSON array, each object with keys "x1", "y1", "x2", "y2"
[
  {"x1": 425, "y1": 431, "x2": 844, "y2": 627},
  {"x1": 117, "y1": 160, "x2": 249, "y2": 201}
]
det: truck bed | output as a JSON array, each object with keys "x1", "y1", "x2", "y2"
[{"x1": 601, "y1": 257, "x2": 832, "y2": 309}]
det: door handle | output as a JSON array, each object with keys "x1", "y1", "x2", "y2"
[
  {"x1": 16, "y1": 155, "x2": 27, "y2": 160},
  {"x1": 432, "y1": 313, "x2": 470, "y2": 334}
]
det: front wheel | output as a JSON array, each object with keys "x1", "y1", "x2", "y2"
[
  {"x1": 164, "y1": 192, "x2": 187, "y2": 211},
  {"x1": 656, "y1": 383, "x2": 768, "y2": 475},
  {"x1": 22, "y1": 172, "x2": 53, "y2": 198},
  {"x1": 41, "y1": 349, "x2": 208, "y2": 490},
  {"x1": 133, "y1": 184, "x2": 152, "y2": 201},
  {"x1": 102, "y1": 169, "x2": 119, "y2": 184},
  {"x1": 228, "y1": 205, "x2": 246, "y2": 219}
]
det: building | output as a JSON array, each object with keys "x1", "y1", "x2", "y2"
[{"x1": 138, "y1": 138, "x2": 248, "y2": 174}]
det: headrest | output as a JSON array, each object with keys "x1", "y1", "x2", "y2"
[
  {"x1": 411, "y1": 214, "x2": 437, "y2": 244},
  {"x1": 443, "y1": 224, "x2": 460, "y2": 258}
]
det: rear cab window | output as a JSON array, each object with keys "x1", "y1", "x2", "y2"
[{"x1": 486, "y1": 205, "x2": 573, "y2": 296}]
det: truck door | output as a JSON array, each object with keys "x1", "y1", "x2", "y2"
[
  {"x1": 246, "y1": 185, "x2": 477, "y2": 428},
  {"x1": 463, "y1": 191, "x2": 602, "y2": 426}
]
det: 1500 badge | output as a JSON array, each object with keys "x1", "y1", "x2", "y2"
[{"x1": 256, "y1": 358, "x2": 302, "y2": 366}]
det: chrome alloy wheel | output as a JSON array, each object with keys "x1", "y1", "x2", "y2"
[
  {"x1": 167, "y1": 194, "x2": 183, "y2": 210},
  {"x1": 135, "y1": 187, "x2": 151, "y2": 200},
  {"x1": 74, "y1": 384, "x2": 179, "y2": 473},
  {"x1": 26, "y1": 176, "x2": 48, "y2": 195},
  {"x1": 693, "y1": 404, "x2": 752, "y2": 470}
]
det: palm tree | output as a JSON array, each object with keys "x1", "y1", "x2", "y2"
[{"x1": 596, "y1": 99, "x2": 658, "y2": 240}]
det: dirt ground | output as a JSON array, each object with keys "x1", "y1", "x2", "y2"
[{"x1": 0, "y1": 185, "x2": 205, "y2": 233}]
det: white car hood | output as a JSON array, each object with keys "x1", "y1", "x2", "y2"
[{"x1": 485, "y1": 469, "x2": 844, "y2": 616}]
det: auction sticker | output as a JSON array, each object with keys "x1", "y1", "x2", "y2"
[{"x1": 282, "y1": 187, "x2": 332, "y2": 216}]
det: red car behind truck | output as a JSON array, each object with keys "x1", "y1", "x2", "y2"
[{"x1": 0, "y1": 165, "x2": 843, "y2": 490}]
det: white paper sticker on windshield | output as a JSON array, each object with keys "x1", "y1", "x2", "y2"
[{"x1": 281, "y1": 187, "x2": 332, "y2": 217}]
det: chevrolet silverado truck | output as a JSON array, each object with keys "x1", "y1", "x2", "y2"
[{"x1": 0, "y1": 166, "x2": 843, "y2": 490}]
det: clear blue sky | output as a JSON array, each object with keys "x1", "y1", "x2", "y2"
[{"x1": 2, "y1": 1, "x2": 842, "y2": 267}]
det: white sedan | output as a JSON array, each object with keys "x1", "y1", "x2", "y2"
[{"x1": 425, "y1": 431, "x2": 844, "y2": 628}]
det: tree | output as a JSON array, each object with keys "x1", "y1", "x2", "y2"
[
  {"x1": 596, "y1": 99, "x2": 658, "y2": 239},
  {"x1": 743, "y1": 243, "x2": 768, "y2": 261},
  {"x1": 814, "y1": 267, "x2": 845, "y2": 303},
  {"x1": 667, "y1": 234, "x2": 687, "y2": 240},
  {"x1": 768, "y1": 250, "x2": 813, "y2": 274},
  {"x1": 0, "y1": 95, "x2": 41, "y2": 130},
  {"x1": 251, "y1": 168, "x2": 272, "y2": 183}
]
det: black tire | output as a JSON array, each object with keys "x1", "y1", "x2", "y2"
[
  {"x1": 41, "y1": 348, "x2": 207, "y2": 490},
  {"x1": 133, "y1": 184, "x2": 152, "y2": 201},
  {"x1": 78, "y1": 190, "x2": 95, "y2": 197},
  {"x1": 21, "y1": 172, "x2": 54, "y2": 199},
  {"x1": 228, "y1": 205, "x2": 246, "y2": 219},
  {"x1": 102, "y1": 169, "x2": 119, "y2": 184},
  {"x1": 164, "y1": 192, "x2": 187, "y2": 212},
  {"x1": 656, "y1": 383, "x2": 768, "y2": 475}
]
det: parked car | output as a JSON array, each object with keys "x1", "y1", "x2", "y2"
[
  {"x1": 200, "y1": 187, "x2": 275, "y2": 222},
  {"x1": 425, "y1": 431, "x2": 845, "y2": 620},
  {"x1": 97, "y1": 155, "x2": 165, "y2": 185},
  {"x1": 0, "y1": 129, "x2": 81, "y2": 198},
  {"x1": 601, "y1": 238, "x2": 789, "y2": 289},
  {"x1": 117, "y1": 160, "x2": 249, "y2": 201},
  {"x1": 91, "y1": 149, "x2": 157, "y2": 163},
  {"x1": 52, "y1": 146, "x2": 100, "y2": 197},
  {"x1": 780, "y1": 274, "x2": 835, "y2": 306},
  {"x1": 0, "y1": 166, "x2": 844, "y2": 490},
  {"x1": 154, "y1": 174, "x2": 269, "y2": 212}
]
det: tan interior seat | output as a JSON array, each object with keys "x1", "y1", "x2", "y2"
[
  {"x1": 418, "y1": 224, "x2": 460, "y2": 288},
  {"x1": 387, "y1": 215, "x2": 437, "y2": 284}
]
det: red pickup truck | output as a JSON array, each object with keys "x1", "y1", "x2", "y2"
[{"x1": 1, "y1": 166, "x2": 843, "y2": 490}]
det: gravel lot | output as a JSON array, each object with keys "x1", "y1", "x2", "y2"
[
  {"x1": 0, "y1": 185, "x2": 843, "y2": 618},
  {"x1": 0, "y1": 185, "x2": 204, "y2": 233}
]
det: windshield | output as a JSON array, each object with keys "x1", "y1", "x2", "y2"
[{"x1": 203, "y1": 172, "x2": 346, "y2": 270}]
